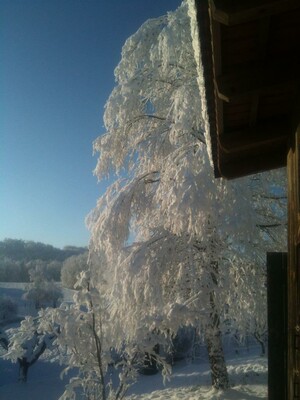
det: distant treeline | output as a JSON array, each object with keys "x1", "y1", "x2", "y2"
[
  {"x1": 0, "y1": 239, "x2": 86, "y2": 262},
  {"x1": 0, "y1": 239, "x2": 87, "y2": 282}
]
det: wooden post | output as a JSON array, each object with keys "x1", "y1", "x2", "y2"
[
  {"x1": 267, "y1": 252, "x2": 288, "y2": 400},
  {"x1": 287, "y1": 125, "x2": 300, "y2": 399}
]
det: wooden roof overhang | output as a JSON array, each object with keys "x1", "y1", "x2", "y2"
[{"x1": 195, "y1": 0, "x2": 300, "y2": 179}]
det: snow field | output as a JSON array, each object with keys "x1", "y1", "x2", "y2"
[
  {"x1": 127, "y1": 356, "x2": 267, "y2": 399},
  {"x1": 0, "y1": 353, "x2": 267, "y2": 400}
]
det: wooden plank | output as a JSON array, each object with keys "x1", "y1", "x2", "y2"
[
  {"x1": 218, "y1": 147, "x2": 286, "y2": 179},
  {"x1": 258, "y1": 16, "x2": 270, "y2": 60},
  {"x1": 209, "y1": 9, "x2": 224, "y2": 137},
  {"x1": 194, "y1": 0, "x2": 221, "y2": 178},
  {"x1": 267, "y1": 252, "x2": 288, "y2": 400},
  {"x1": 210, "y1": 0, "x2": 300, "y2": 26},
  {"x1": 249, "y1": 94, "x2": 259, "y2": 127},
  {"x1": 216, "y1": 60, "x2": 300, "y2": 102},
  {"x1": 287, "y1": 126, "x2": 300, "y2": 399},
  {"x1": 218, "y1": 119, "x2": 289, "y2": 153}
]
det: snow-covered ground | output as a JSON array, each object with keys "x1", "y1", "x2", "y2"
[
  {"x1": 0, "y1": 282, "x2": 75, "y2": 321},
  {"x1": 0, "y1": 352, "x2": 267, "y2": 400},
  {"x1": 126, "y1": 352, "x2": 267, "y2": 400},
  {"x1": 0, "y1": 283, "x2": 267, "y2": 400}
]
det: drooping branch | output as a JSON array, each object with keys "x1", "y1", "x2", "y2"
[{"x1": 256, "y1": 223, "x2": 287, "y2": 229}]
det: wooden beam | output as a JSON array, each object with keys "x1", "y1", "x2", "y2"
[
  {"x1": 249, "y1": 93, "x2": 259, "y2": 127},
  {"x1": 245, "y1": 17, "x2": 270, "y2": 126},
  {"x1": 287, "y1": 126, "x2": 300, "y2": 399},
  {"x1": 218, "y1": 148, "x2": 286, "y2": 179},
  {"x1": 258, "y1": 16, "x2": 270, "y2": 61},
  {"x1": 210, "y1": 0, "x2": 300, "y2": 26},
  {"x1": 194, "y1": 0, "x2": 221, "y2": 178},
  {"x1": 216, "y1": 61, "x2": 300, "y2": 102},
  {"x1": 209, "y1": 13, "x2": 224, "y2": 139},
  {"x1": 218, "y1": 119, "x2": 289, "y2": 153}
]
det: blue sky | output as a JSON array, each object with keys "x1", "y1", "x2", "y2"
[{"x1": 0, "y1": 0, "x2": 181, "y2": 249}]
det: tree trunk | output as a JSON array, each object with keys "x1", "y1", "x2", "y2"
[
  {"x1": 17, "y1": 336, "x2": 47, "y2": 383},
  {"x1": 206, "y1": 260, "x2": 229, "y2": 390},
  {"x1": 205, "y1": 324, "x2": 229, "y2": 389},
  {"x1": 18, "y1": 358, "x2": 29, "y2": 382},
  {"x1": 254, "y1": 332, "x2": 266, "y2": 356}
]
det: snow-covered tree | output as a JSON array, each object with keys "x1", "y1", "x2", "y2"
[
  {"x1": 87, "y1": 0, "x2": 286, "y2": 390},
  {"x1": 46, "y1": 260, "x2": 63, "y2": 282},
  {"x1": 223, "y1": 170, "x2": 286, "y2": 355},
  {"x1": 61, "y1": 252, "x2": 89, "y2": 289},
  {"x1": 23, "y1": 262, "x2": 62, "y2": 309},
  {"x1": 0, "y1": 258, "x2": 28, "y2": 282},
  {"x1": 224, "y1": 254, "x2": 267, "y2": 355},
  {"x1": 36, "y1": 271, "x2": 168, "y2": 400},
  {"x1": 87, "y1": 2, "x2": 226, "y2": 388},
  {"x1": 4, "y1": 316, "x2": 56, "y2": 382}
]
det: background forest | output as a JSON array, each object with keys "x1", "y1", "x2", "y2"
[{"x1": 0, "y1": 239, "x2": 87, "y2": 282}]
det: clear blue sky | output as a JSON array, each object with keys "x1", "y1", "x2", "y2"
[{"x1": 0, "y1": 0, "x2": 181, "y2": 249}]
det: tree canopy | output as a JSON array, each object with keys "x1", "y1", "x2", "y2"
[{"x1": 87, "y1": 0, "x2": 286, "y2": 389}]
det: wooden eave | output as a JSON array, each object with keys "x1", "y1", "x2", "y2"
[{"x1": 195, "y1": 0, "x2": 300, "y2": 179}]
